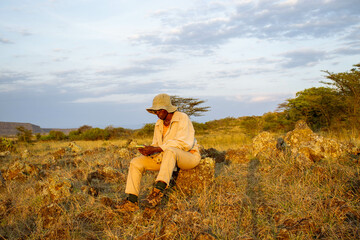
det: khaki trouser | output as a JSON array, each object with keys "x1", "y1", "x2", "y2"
[{"x1": 125, "y1": 147, "x2": 201, "y2": 196}]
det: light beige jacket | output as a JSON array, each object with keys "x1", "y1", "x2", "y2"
[{"x1": 151, "y1": 111, "x2": 199, "y2": 153}]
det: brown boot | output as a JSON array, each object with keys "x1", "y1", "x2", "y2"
[
  {"x1": 142, "y1": 188, "x2": 164, "y2": 208},
  {"x1": 114, "y1": 199, "x2": 139, "y2": 212}
]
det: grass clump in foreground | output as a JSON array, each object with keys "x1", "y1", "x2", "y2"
[{"x1": 0, "y1": 135, "x2": 359, "y2": 239}]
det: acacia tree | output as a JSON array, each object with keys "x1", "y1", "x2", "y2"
[
  {"x1": 322, "y1": 63, "x2": 360, "y2": 132},
  {"x1": 170, "y1": 96, "x2": 210, "y2": 117},
  {"x1": 16, "y1": 126, "x2": 33, "y2": 142},
  {"x1": 279, "y1": 87, "x2": 346, "y2": 130}
]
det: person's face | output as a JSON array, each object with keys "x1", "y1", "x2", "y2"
[{"x1": 155, "y1": 109, "x2": 168, "y2": 120}]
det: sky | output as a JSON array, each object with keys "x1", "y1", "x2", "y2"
[{"x1": 1, "y1": 0, "x2": 359, "y2": 129}]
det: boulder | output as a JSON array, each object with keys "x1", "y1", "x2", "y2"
[
  {"x1": 4, "y1": 160, "x2": 40, "y2": 180},
  {"x1": 43, "y1": 175, "x2": 72, "y2": 202},
  {"x1": 284, "y1": 120, "x2": 344, "y2": 161},
  {"x1": 200, "y1": 147, "x2": 226, "y2": 163},
  {"x1": 252, "y1": 131, "x2": 279, "y2": 160},
  {"x1": 175, "y1": 157, "x2": 215, "y2": 195},
  {"x1": 68, "y1": 142, "x2": 82, "y2": 153},
  {"x1": 52, "y1": 148, "x2": 66, "y2": 160}
]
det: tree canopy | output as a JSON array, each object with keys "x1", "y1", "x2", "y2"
[
  {"x1": 170, "y1": 96, "x2": 211, "y2": 117},
  {"x1": 279, "y1": 63, "x2": 360, "y2": 132}
]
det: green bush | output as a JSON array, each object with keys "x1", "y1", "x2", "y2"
[
  {"x1": 105, "y1": 126, "x2": 133, "y2": 139},
  {"x1": 16, "y1": 126, "x2": 32, "y2": 142},
  {"x1": 40, "y1": 131, "x2": 67, "y2": 141},
  {"x1": 81, "y1": 128, "x2": 110, "y2": 140},
  {"x1": 134, "y1": 123, "x2": 155, "y2": 138},
  {"x1": 0, "y1": 137, "x2": 16, "y2": 152},
  {"x1": 192, "y1": 121, "x2": 209, "y2": 134}
]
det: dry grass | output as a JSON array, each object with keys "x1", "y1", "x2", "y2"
[{"x1": 0, "y1": 133, "x2": 359, "y2": 239}]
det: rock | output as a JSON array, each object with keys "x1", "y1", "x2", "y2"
[
  {"x1": 52, "y1": 148, "x2": 66, "y2": 160},
  {"x1": 68, "y1": 142, "x2": 82, "y2": 153},
  {"x1": 200, "y1": 148, "x2": 226, "y2": 163},
  {"x1": 4, "y1": 160, "x2": 40, "y2": 180},
  {"x1": 175, "y1": 157, "x2": 215, "y2": 195},
  {"x1": 284, "y1": 120, "x2": 344, "y2": 161},
  {"x1": 226, "y1": 145, "x2": 252, "y2": 164},
  {"x1": 118, "y1": 148, "x2": 134, "y2": 160},
  {"x1": 252, "y1": 132, "x2": 279, "y2": 160},
  {"x1": 87, "y1": 166, "x2": 125, "y2": 183},
  {"x1": 0, "y1": 151, "x2": 10, "y2": 157},
  {"x1": 21, "y1": 149, "x2": 32, "y2": 158},
  {"x1": 43, "y1": 175, "x2": 72, "y2": 202}
]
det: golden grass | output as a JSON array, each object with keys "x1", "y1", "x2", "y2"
[{"x1": 0, "y1": 133, "x2": 359, "y2": 239}]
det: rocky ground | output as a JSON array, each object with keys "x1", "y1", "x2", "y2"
[{"x1": 0, "y1": 121, "x2": 359, "y2": 239}]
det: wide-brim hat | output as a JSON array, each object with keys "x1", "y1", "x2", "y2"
[{"x1": 146, "y1": 93, "x2": 178, "y2": 114}]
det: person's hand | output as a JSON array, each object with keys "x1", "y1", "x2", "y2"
[{"x1": 138, "y1": 146, "x2": 163, "y2": 156}]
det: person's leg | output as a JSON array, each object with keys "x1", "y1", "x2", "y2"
[
  {"x1": 125, "y1": 155, "x2": 161, "y2": 197},
  {"x1": 116, "y1": 155, "x2": 161, "y2": 212},
  {"x1": 156, "y1": 147, "x2": 201, "y2": 185},
  {"x1": 142, "y1": 147, "x2": 201, "y2": 208}
]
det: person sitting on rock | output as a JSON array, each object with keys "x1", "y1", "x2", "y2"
[{"x1": 117, "y1": 93, "x2": 201, "y2": 211}]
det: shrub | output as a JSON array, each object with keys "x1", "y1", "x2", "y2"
[
  {"x1": 0, "y1": 137, "x2": 16, "y2": 152},
  {"x1": 80, "y1": 128, "x2": 110, "y2": 141},
  {"x1": 40, "y1": 131, "x2": 67, "y2": 141},
  {"x1": 16, "y1": 126, "x2": 32, "y2": 142},
  {"x1": 134, "y1": 123, "x2": 155, "y2": 138},
  {"x1": 193, "y1": 122, "x2": 209, "y2": 134}
]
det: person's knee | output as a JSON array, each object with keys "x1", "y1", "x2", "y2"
[
  {"x1": 163, "y1": 147, "x2": 179, "y2": 157},
  {"x1": 129, "y1": 157, "x2": 145, "y2": 172}
]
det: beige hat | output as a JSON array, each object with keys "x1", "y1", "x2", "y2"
[{"x1": 146, "y1": 93, "x2": 177, "y2": 114}]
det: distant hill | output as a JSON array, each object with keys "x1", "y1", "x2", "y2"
[{"x1": 0, "y1": 121, "x2": 76, "y2": 136}]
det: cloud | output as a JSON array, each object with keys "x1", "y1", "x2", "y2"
[
  {"x1": 72, "y1": 93, "x2": 154, "y2": 104},
  {"x1": 0, "y1": 38, "x2": 13, "y2": 44},
  {"x1": 0, "y1": 70, "x2": 34, "y2": 92},
  {"x1": 97, "y1": 57, "x2": 176, "y2": 77},
  {"x1": 333, "y1": 46, "x2": 360, "y2": 56},
  {"x1": 132, "y1": 0, "x2": 360, "y2": 51},
  {"x1": 232, "y1": 92, "x2": 294, "y2": 103},
  {"x1": 280, "y1": 48, "x2": 327, "y2": 68}
]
